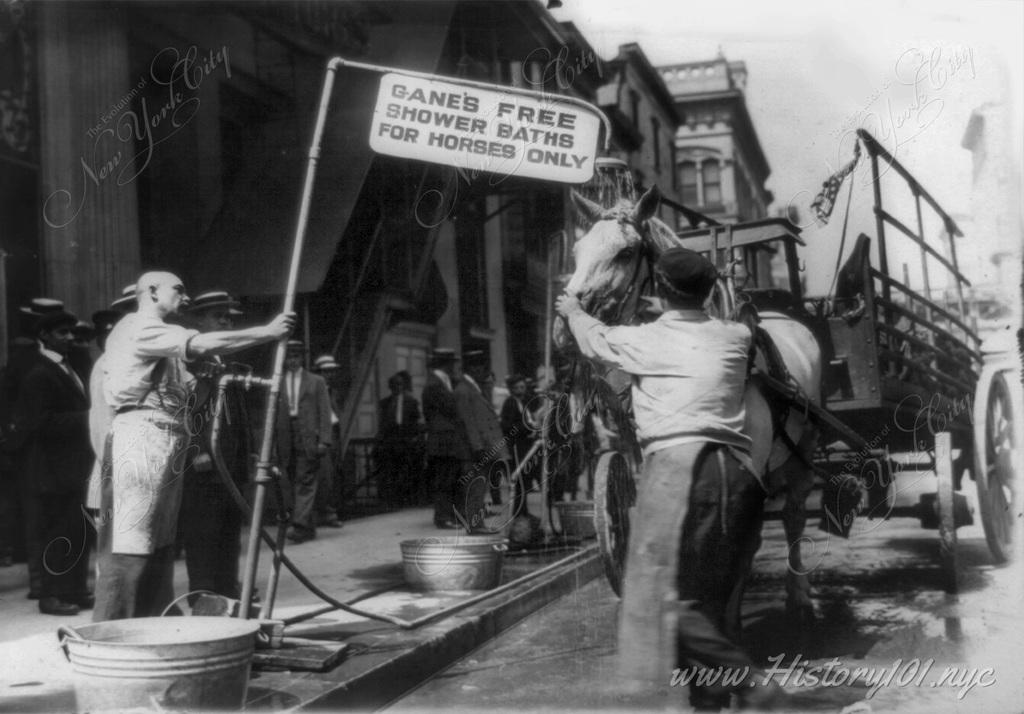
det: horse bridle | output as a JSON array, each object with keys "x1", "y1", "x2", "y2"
[{"x1": 603, "y1": 211, "x2": 656, "y2": 326}]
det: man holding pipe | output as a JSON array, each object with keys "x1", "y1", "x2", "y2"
[{"x1": 94, "y1": 272, "x2": 294, "y2": 621}]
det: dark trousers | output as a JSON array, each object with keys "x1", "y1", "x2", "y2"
[
  {"x1": 510, "y1": 442, "x2": 539, "y2": 517},
  {"x1": 17, "y1": 469, "x2": 42, "y2": 594},
  {"x1": 36, "y1": 490, "x2": 91, "y2": 601},
  {"x1": 617, "y1": 442, "x2": 765, "y2": 704},
  {"x1": 181, "y1": 471, "x2": 242, "y2": 603},
  {"x1": 0, "y1": 469, "x2": 20, "y2": 562},
  {"x1": 430, "y1": 456, "x2": 462, "y2": 525},
  {"x1": 375, "y1": 440, "x2": 414, "y2": 507},
  {"x1": 283, "y1": 426, "x2": 319, "y2": 534},
  {"x1": 314, "y1": 449, "x2": 337, "y2": 518}
]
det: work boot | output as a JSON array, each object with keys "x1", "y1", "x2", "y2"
[{"x1": 39, "y1": 597, "x2": 80, "y2": 616}]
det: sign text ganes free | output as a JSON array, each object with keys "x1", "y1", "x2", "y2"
[{"x1": 370, "y1": 73, "x2": 600, "y2": 183}]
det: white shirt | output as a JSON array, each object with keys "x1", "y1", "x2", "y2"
[
  {"x1": 567, "y1": 308, "x2": 752, "y2": 456},
  {"x1": 286, "y1": 368, "x2": 301, "y2": 417},
  {"x1": 102, "y1": 312, "x2": 198, "y2": 414}
]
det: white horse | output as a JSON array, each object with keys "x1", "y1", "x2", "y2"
[{"x1": 554, "y1": 186, "x2": 822, "y2": 625}]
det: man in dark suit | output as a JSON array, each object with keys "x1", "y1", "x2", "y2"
[
  {"x1": 454, "y1": 352, "x2": 509, "y2": 528},
  {"x1": 422, "y1": 349, "x2": 471, "y2": 528},
  {"x1": 501, "y1": 374, "x2": 541, "y2": 518},
  {"x1": 275, "y1": 339, "x2": 333, "y2": 543},
  {"x1": 375, "y1": 371, "x2": 421, "y2": 508},
  {"x1": 179, "y1": 291, "x2": 251, "y2": 604},
  {"x1": 2, "y1": 298, "x2": 70, "y2": 598},
  {"x1": 19, "y1": 310, "x2": 93, "y2": 615}
]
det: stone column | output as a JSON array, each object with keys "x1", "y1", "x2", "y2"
[{"x1": 36, "y1": 2, "x2": 141, "y2": 316}]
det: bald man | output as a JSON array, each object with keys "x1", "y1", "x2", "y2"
[{"x1": 94, "y1": 271, "x2": 294, "y2": 621}]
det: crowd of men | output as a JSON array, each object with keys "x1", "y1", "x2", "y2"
[
  {"x1": 0, "y1": 270, "x2": 555, "y2": 620},
  {"x1": 0, "y1": 273, "x2": 351, "y2": 618},
  {"x1": 374, "y1": 351, "x2": 551, "y2": 531}
]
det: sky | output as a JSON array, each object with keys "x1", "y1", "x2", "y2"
[{"x1": 549, "y1": 0, "x2": 1024, "y2": 297}]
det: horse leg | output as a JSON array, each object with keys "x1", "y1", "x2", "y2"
[
  {"x1": 779, "y1": 455, "x2": 817, "y2": 625},
  {"x1": 722, "y1": 466, "x2": 765, "y2": 644}
]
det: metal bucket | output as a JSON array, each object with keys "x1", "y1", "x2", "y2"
[
  {"x1": 554, "y1": 500, "x2": 597, "y2": 539},
  {"x1": 400, "y1": 535, "x2": 507, "y2": 591},
  {"x1": 58, "y1": 617, "x2": 259, "y2": 712}
]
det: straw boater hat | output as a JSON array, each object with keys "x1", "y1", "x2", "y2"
[
  {"x1": 110, "y1": 284, "x2": 137, "y2": 312},
  {"x1": 184, "y1": 290, "x2": 240, "y2": 314},
  {"x1": 313, "y1": 354, "x2": 340, "y2": 371},
  {"x1": 19, "y1": 297, "x2": 64, "y2": 317},
  {"x1": 428, "y1": 347, "x2": 459, "y2": 366}
]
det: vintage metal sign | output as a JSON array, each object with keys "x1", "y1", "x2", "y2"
[{"x1": 370, "y1": 72, "x2": 601, "y2": 183}]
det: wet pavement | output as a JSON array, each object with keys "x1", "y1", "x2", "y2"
[{"x1": 391, "y1": 498, "x2": 1024, "y2": 713}]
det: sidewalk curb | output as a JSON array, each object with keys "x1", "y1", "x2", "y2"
[{"x1": 299, "y1": 545, "x2": 604, "y2": 711}]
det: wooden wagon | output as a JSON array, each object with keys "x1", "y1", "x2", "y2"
[{"x1": 591, "y1": 129, "x2": 1020, "y2": 595}]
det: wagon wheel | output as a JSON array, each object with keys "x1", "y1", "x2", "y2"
[
  {"x1": 975, "y1": 371, "x2": 1020, "y2": 563},
  {"x1": 593, "y1": 450, "x2": 636, "y2": 597}
]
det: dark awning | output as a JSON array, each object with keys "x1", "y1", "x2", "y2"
[{"x1": 193, "y1": 3, "x2": 455, "y2": 297}]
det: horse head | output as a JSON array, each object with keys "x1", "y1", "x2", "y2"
[{"x1": 554, "y1": 185, "x2": 677, "y2": 349}]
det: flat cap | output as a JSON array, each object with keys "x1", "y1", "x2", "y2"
[{"x1": 654, "y1": 248, "x2": 718, "y2": 300}]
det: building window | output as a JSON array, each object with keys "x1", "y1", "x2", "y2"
[
  {"x1": 651, "y1": 117, "x2": 661, "y2": 170},
  {"x1": 630, "y1": 90, "x2": 640, "y2": 129},
  {"x1": 680, "y1": 161, "x2": 698, "y2": 205},
  {"x1": 702, "y1": 159, "x2": 722, "y2": 207}
]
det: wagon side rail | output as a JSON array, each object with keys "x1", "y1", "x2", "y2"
[{"x1": 856, "y1": 128, "x2": 981, "y2": 360}]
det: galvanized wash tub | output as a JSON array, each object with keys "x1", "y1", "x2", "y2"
[
  {"x1": 554, "y1": 500, "x2": 597, "y2": 539},
  {"x1": 58, "y1": 616, "x2": 260, "y2": 711},
  {"x1": 400, "y1": 534, "x2": 508, "y2": 591}
]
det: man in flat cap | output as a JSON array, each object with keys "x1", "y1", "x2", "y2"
[
  {"x1": 274, "y1": 339, "x2": 334, "y2": 543},
  {"x1": 557, "y1": 247, "x2": 769, "y2": 708},
  {"x1": 18, "y1": 309, "x2": 93, "y2": 615},
  {"x1": 178, "y1": 291, "x2": 252, "y2": 603},
  {"x1": 95, "y1": 272, "x2": 294, "y2": 621}
]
